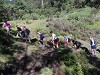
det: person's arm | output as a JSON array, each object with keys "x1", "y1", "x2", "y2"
[
  {"x1": 3, "y1": 23, "x2": 6, "y2": 27},
  {"x1": 90, "y1": 40, "x2": 92, "y2": 46},
  {"x1": 52, "y1": 33, "x2": 55, "y2": 44}
]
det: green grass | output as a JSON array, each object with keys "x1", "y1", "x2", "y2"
[
  {"x1": 86, "y1": 20, "x2": 100, "y2": 29},
  {"x1": 9, "y1": 19, "x2": 48, "y2": 30},
  {"x1": 66, "y1": 7, "x2": 92, "y2": 20},
  {"x1": 0, "y1": 54, "x2": 12, "y2": 64},
  {"x1": 9, "y1": 19, "x2": 49, "y2": 38}
]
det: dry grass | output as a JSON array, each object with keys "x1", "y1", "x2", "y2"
[{"x1": 9, "y1": 19, "x2": 49, "y2": 38}]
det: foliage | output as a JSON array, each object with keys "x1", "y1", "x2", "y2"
[
  {"x1": 67, "y1": 7, "x2": 92, "y2": 20},
  {"x1": 40, "y1": 67, "x2": 53, "y2": 75},
  {"x1": 2, "y1": 0, "x2": 100, "y2": 20},
  {"x1": 0, "y1": 0, "x2": 6, "y2": 22},
  {"x1": 0, "y1": 0, "x2": 100, "y2": 75}
]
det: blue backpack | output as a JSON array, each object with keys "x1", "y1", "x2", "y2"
[
  {"x1": 40, "y1": 33, "x2": 44, "y2": 39},
  {"x1": 26, "y1": 29, "x2": 30, "y2": 34}
]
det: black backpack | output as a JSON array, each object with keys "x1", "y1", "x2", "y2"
[
  {"x1": 56, "y1": 38, "x2": 59, "y2": 42},
  {"x1": 26, "y1": 29, "x2": 30, "y2": 34}
]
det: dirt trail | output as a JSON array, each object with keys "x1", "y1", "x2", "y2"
[{"x1": 78, "y1": 39, "x2": 100, "y2": 58}]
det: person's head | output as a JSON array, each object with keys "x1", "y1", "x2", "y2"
[
  {"x1": 38, "y1": 32, "x2": 41, "y2": 34},
  {"x1": 72, "y1": 39, "x2": 75, "y2": 43},
  {"x1": 50, "y1": 31, "x2": 53, "y2": 34},
  {"x1": 89, "y1": 36, "x2": 93, "y2": 40}
]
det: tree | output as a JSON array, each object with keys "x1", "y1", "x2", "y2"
[{"x1": 0, "y1": 0, "x2": 5, "y2": 22}]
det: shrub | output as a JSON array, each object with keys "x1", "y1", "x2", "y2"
[
  {"x1": 39, "y1": 15, "x2": 46, "y2": 19},
  {"x1": 22, "y1": 14, "x2": 32, "y2": 20},
  {"x1": 67, "y1": 7, "x2": 92, "y2": 20},
  {"x1": 31, "y1": 13, "x2": 39, "y2": 20},
  {"x1": 40, "y1": 67, "x2": 53, "y2": 75}
]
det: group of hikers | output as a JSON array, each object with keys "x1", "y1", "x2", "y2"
[{"x1": 2, "y1": 21, "x2": 97, "y2": 56}]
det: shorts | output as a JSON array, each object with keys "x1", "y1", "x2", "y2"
[
  {"x1": 54, "y1": 39, "x2": 58, "y2": 45},
  {"x1": 65, "y1": 41, "x2": 69, "y2": 45},
  {"x1": 6, "y1": 27, "x2": 10, "y2": 31},
  {"x1": 40, "y1": 37, "x2": 44, "y2": 41},
  {"x1": 91, "y1": 45, "x2": 96, "y2": 49}
]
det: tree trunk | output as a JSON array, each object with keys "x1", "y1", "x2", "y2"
[{"x1": 41, "y1": 0, "x2": 44, "y2": 8}]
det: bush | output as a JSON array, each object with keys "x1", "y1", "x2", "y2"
[
  {"x1": 40, "y1": 67, "x2": 53, "y2": 75},
  {"x1": 22, "y1": 14, "x2": 32, "y2": 20},
  {"x1": 67, "y1": 7, "x2": 92, "y2": 20}
]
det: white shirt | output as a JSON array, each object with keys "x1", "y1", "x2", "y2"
[
  {"x1": 91, "y1": 39, "x2": 95, "y2": 46},
  {"x1": 3, "y1": 23, "x2": 6, "y2": 27},
  {"x1": 52, "y1": 33, "x2": 57, "y2": 40}
]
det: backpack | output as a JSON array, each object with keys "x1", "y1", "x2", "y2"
[
  {"x1": 6, "y1": 23, "x2": 11, "y2": 28},
  {"x1": 55, "y1": 38, "x2": 59, "y2": 42},
  {"x1": 90, "y1": 40, "x2": 96, "y2": 46},
  {"x1": 40, "y1": 33, "x2": 44, "y2": 39},
  {"x1": 68, "y1": 37, "x2": 71, "y2": 42},
  {"x1": 26, "y1": 29, "x2": 30, "y2": 34}
]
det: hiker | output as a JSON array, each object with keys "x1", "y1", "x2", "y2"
[
  {"x1": 23, "y1": 26, "x2": 31, "y2": 42},
  {"x1": 47, "y1": 39, "x2": 54, "y2": 48},
  {"x1": 38, "y1": 32, "x2": 45, "y2": 45},
  {"x1": 50, "y1": 31, "x2": 59, "y2": 48},
  {"x1": 20, "y1": 26, "x2": 25, "y2": 38},
  {"x1": 72, "y1": 40, "x2": 82, "y2": 49},
  {"x1": 89, "y1": 36, "x2": 96, "y2": 56},
  {"x1": 63, "y1": 34, "x2": 71, "y2": 47},
  {"x1": 3, "y1": 21, "x2": 11, "y2": 35},
  {"x1": 16, "y1": 25, "x2": 22, "y2": 38}
]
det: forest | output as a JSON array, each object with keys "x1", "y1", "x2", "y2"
[{"x1": 0, "y1": 0, "x2": 100, "y2": 21}]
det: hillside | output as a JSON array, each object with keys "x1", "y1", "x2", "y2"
[
  {"x1": 0, "y1": 16, "x2": 100, "y2": 75},
  {"x1": 0, "y1": 0, "x2": 100, "y2": 75}
]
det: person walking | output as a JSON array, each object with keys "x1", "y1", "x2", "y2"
[
  {"x1": 38, "y1": 32, "x2": 45, "y2": 45},
  {"x1": 63, "y1": 34, "x2": 70, "y2": 47},
  {"x1": 16, "y1": 25, "x2": 22, "y2": 38},
  {"x1": 50, "y1": 31, "x2": 59, "y2": 48},
  {"x1": 89, "y1": 36, "x2": 96, "y2": 56},
  {"x1": 3, "y1": 21, "x2": 11, "y2": 35},
  {"x1": 23, "y1": 26, "x2": 31, "y2": 42}
]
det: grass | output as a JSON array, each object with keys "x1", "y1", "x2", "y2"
[
  {"x1": 0, "y1": 54, "x2": 12, "y2": 64},
  {"x1": 9, "y1": 19, "x2": 48, "y2": 30},
  {"x1": 1, "y1": 18, "x2": 100, "y2": 75},
  {"x1": 9, "y1": 19, "x2": 49, "y2": 38},
  {"x1": 86, "y1": 20, "x2": 100, "y2": 29}
]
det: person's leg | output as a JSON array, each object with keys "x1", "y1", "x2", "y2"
[
  {"x1": 56, "y1": 41, "x2": 59, "y2": 48},
  {"x1": 25, "y1": 34, "x2": 31, "y2": 42},
  {"x1": 53, "y1": 40, "x2": 56, "y2": 48},
  {"x1": 28, "y1": 35, "x2": 31, "y2": 43},
  {"x1": 16, "y1": 31, "x2": 19, "y2": 37},
  {"x1": 91, "y1": 48, "x2": 95, "y2": 56},
  {"x1": 64, "y1": 42, "x2": 67, "y2": 48},
  {"x1": 91, "y1": 45, "x2": 96, "y2": 56},
  {"x1": 93, "y1": 49, "x2": 96, "y2": 55},
  {"x1": 93, "y1": 46, "x2": 96, "y2": 56},
  {"x1": 7, "y1": 27, "x2": 11, "y2": 35},
  {"x1": 65, "y1": 41, "x2": 68, "y2": 48},
  {"x1": 25, "y1": 33, "x2": 28, "y2": 42},
  {"x1": 40, "y1": 38, "x2": 43, "y2": 45},
  {"x1": 19, "y1": 31, "x2": 22, "y2": 37},
  {"x1": 17, "y1": 31, "x2": 21, "y2": 37}
]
